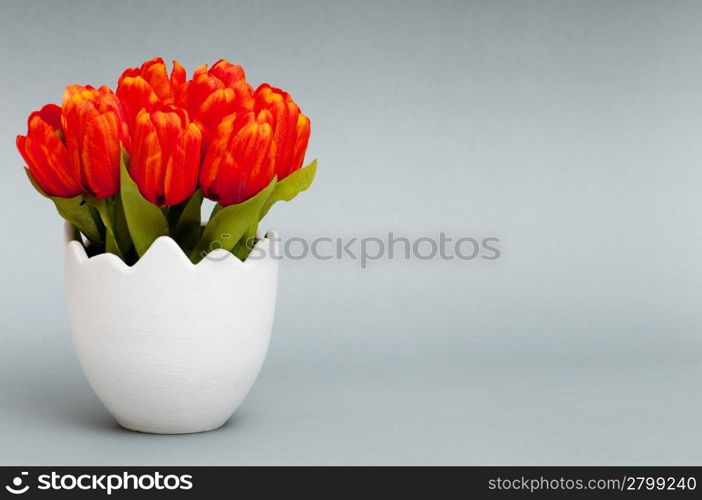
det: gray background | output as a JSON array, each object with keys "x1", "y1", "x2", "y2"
[{"x1": 1, "y1": 0, "x2": 701, "y2": 465}]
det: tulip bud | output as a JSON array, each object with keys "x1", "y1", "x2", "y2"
[
  {"x1": 199, "y1": 110, "x2": 275, "y2": 206},
  {"x1": 16, "y1": 104, "x2": 82, "y2": 197},
  {"x1": 254, "y1": 84, "x2": 311, "y2": 179},
  {"x1": 176, "y1": 59, "x2": 254, "y2": 145},
  {"x1": 130, "y1": 105, "x2": 203, "y2": 206},
  {"x1": 117, "y1": 57, "x2": 185, "y2": 124},
  {"x1": 61, "y1": 85, "x2": 131, "y2": 199}
]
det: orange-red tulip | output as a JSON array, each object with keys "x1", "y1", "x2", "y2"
[
  {"x1": 130, "y1": 105, "x2": 203, "y2": 206},
  {"x1": 62, "y1": 85, "x2": 131, "y2": 199},
  {"x1": 176, "y1": 59, "x2": 254, "y2": 144},
  {"x1": 199, "y1": 110, "x2": 275, "y2": 206},
  {"x1": 117, "y1": 57, "x2": 185, "y2": 124},
  {"x1": 17, "y1": 104, "x2": 82, "y2": 198},
  {"x1": 254, "y1": 84, "x2": 310, "y2": 179}
]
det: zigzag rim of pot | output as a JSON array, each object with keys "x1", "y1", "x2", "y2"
[{"x1": 64, "y1": 223, "x2": 278, "y2": 271}]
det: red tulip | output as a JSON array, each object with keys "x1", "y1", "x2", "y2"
[
  {"x1": 117, "y1": 57, "x2": 185, "y2": 124},
  {"x1": 17, "y1": 104, "x2": 82, "y2": 198},
  {"x1": 62, "y1": 85, "x2": 131, "y2": 199},
  {"x1": 199, "y1": 110, "x2": 275, "y2": 206},
  {"x1": 254, "y1": 84, "x2": 310, "y2": 179},
  {"x1": 176, "y1": 59, "x2": 254, "y2": 144},
  {"x1": 130, "y1": 105, "x2": 203, "y2": 206}
]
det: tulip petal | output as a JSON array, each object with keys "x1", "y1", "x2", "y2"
[
  {"x1": 131, "y1": 110, "x2": 164, "y2": 204},
  {"x1": 81, "y1": 111, "x2": 121, "y2": 199},
  {"x1": 254, "y1": 84, "x2": 306, "y2": 178},
  {"x1": 141, "y1": 57, "x2": 173, "y2": 102},
  {"x1": 292, "y1": 112, "x2": 311, "y2": 173},
  {"x1": 116, "y1": 74, "x2": 159, "y2": 124},
  {"x1": 200, "y1": 111, "x2": 274, "y2": 206},
  {"x1": 164, "y1": 122, "x2": 202, "y2": 205},
  {"x1": 36, "y1": 104, "x2": 62, "y2": 130},
  {"x1": 61, "y1": 85, "x2": 129, "y2": 199},
  {"x1": 210, "y1": 59, "x2": 246, "y2": 86},
  {"x1": 130, "y1": 105, "x2": 200, "y2": 206},
  {"x1": 18, "y1": 112, "x2": 81, "y2": 198},
  {"x1": 171, "y1": 60, "x2": 186, "y2": 90}
]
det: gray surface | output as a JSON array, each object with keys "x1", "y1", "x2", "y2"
[{"x1": 1, "y1": 0, "x2": 702, "y2": 465}]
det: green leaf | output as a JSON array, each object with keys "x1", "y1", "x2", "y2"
[
  {"x1": 88, "y1": 197, "x2": 124, "y2": 259},
  {"x1": 210, "y1": 202, "x2": 224, "y2": 220},
  {"x1": 259, "y1": 159, "x2": 317, "y2": 220},
  {"x1": 228, "y1": 160, "x2": 317, "y2": 261},
  {"x1": 104, "y1": 229, "x2": 121, "y2": 256},
  {"x1": 173, "y1": 189, "x2": 203, "y2": 252},
  {"x1": 191, "y1": 177, "x2": 277, "y2": 263},
  {"x1": 119, "y1": 150, "x2": 169, "y2": 257},
  {"x1": 231, "y1": 221, "x2": 259, "y2": 261},
  {"x1": 112, "y1": 195, "x2": 135, "y2": 262},
  {"x1": 25, "y1": 168, "x2": 102, "y2": 243}
]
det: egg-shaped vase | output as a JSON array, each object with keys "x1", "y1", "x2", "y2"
[{"x1": 64, "y1": 223, "x2": 279, "y2": 434}]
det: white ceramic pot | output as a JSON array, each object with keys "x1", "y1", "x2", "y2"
[{"x1": 64, "y1": 223, "x2": 279, "y2": 434}]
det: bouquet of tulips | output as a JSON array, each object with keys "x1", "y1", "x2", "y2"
[{"x1": 17, "y1": 58, "x2": 315, "y2": 265}]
